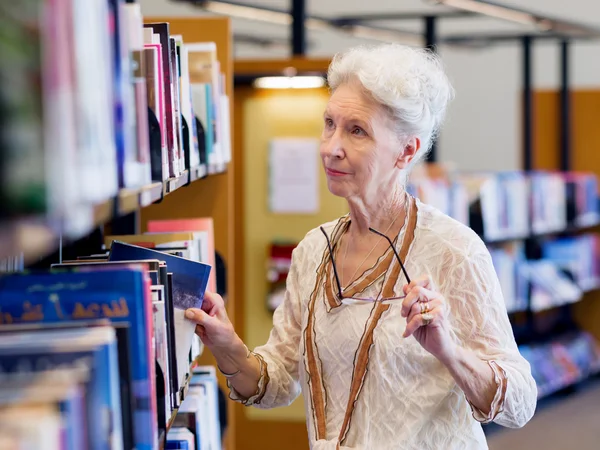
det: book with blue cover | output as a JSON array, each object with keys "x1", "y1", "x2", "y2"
[
  {"x1": 108, "y1": 240, "x2": 211, "y2": 390},
  {"x1": 0, "y1": 267, "x2": 157, "y2": 450},
  {"x1": 0, "y1": 327, "x2": 123, "y2": 450}
]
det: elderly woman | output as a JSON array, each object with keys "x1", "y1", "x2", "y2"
[{"x1": 185, "y1": 43, "x2": 537, "y2": 449}]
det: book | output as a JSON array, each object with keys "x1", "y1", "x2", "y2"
[
  {"x1": 71, "y1": 0, "x2": 118, "y2": 204},
  {"x1": 123, "y1": 3, "x2": 152, "y2": 187},
  {"x1": 170, "y1": 37, "x2": 185, "y2": 175},
  {"x1": 108, "y1": 241, "x2": 211, "y2": 390},
  {"x1": 152, "y1": 284, "x2": 171, "y2": 431},
  {"x1": 144, "y1": 23, "x2": 179, "y2": 178},
  {"x1": 176, "y1": 39, "x2": 201, "y2": 170},
  {"x1": 167, "y1": 427, "x2": 195, "y2": 450},
  {"x1": 144, "y1": 29, "x2": 169, "y2": 181}
]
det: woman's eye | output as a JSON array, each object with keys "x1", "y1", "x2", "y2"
[
  {"x1": 351, "y1": 127, "x2": 366, "y2": 136},
  {"x1": 325, "y1": 118, "x2": 334, "y2": 128}
]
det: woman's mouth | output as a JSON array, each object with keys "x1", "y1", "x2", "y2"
[{"x1": 325, "y1": 168, "x2": 349, "y2": 177}]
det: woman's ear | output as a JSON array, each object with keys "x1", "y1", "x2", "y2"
[{"x1": 396, "y1": 137, "x2": 421, "y2": 168}]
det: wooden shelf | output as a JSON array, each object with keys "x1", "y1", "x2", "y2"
[{"x1": 1, "y1": 165, "x2": 222, "y2": 264}]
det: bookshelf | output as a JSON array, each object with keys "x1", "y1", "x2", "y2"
[
  {"x1": 0, "y1": 5, "x2": 234, "y2": 450},
  {"x1": 138, "y1": 16, "x2": 238, "y2": 450}
]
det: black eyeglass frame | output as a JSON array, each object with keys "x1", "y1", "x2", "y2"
[{"x1": 319, "y1": 226, "x2": 412, "y2": 304}]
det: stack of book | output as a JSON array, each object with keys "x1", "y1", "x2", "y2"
[
  {"x1": 407, "y1": 163, "x2": 469, "y2": 225},
  {"x1": 487, "y1": 242, "x2": 529, "y2": 313},
  {"x1": 519, "y1": 331, "x2": 600, "y2": 398},
  {"x1": 542, "y1": 234, "x2": 600, "y2": 293},
  {"x1": 0, "y1": 238, "x2": 214, "y2": 449},
  {"x1": 1, "y1": 3, "x2": 231, "y2": 239},
  {"x1": 167, "y1": 366, "x2": 222, "y2": 450}
]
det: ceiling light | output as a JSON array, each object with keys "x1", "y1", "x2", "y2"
[
  {"x1": 200, "y1": 0, "x2": 421, "y2": 45},
  {"x1": 253, "y1": 76, "x2": 326, "y2": 89},
  {"x1": 203, "y1": 1, "x2": 291, "y2": 26},
  {"x1": 431, "y1": 0, "x2": 539, "y2": 28},
  {"x1": 347, "y1": 24, "x2": 423, "y2": 46}
]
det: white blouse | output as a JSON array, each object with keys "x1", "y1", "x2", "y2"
[{"x1": 230, "y1": 197, "x2": 537, "y2": 450}]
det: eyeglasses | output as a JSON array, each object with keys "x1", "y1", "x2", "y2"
[{"x1": 319, "y1": 226, "x2": 412, "y2": 305}]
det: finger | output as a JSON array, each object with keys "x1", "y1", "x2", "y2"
[
  {"x1": 195, "y1": 324, "x2": 207, "y2": 339},
  {"x1": 406, "y1": 297, "x2": 441, "y2": 322},
  {"x1": 403, "y1": 306, "x2": 441, "y2": 338},
  {"x1": 401, "y1": 286, "x2": 438, "y2": 317},
  {"x1": 201, "y1": 291, "x2": 225, "y2": 317},
  {"x1": 185, "y1": 307, "x2": 217, "y2": 328},
  {"x1": 402, "y1": 275, "x2": 433, "y2": 295}
]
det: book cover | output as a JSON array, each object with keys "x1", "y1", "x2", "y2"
[
  {"x1": 0, "y1": 268, "x2": 157, "y2": 450},
  {"x1": 108, "y1": 241, "x2": 210, "y2": 391}
]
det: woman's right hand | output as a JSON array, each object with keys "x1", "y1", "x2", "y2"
[
  {"x1": 186, "y1": 292, "x2": 263, "y2": 399},
  {"x1": 185, "y1": 291, "x2": 237, "y2": 354}
]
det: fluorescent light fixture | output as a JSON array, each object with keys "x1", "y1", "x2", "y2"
[
  {"x1": 203, "y1": 1, "x2": 292, "y2": 26},
  {"x1": 347, "y1": 24, "x2": 423, "y2": 46},
  {"x1": 200, "y1": 0, "x2": 420, "y2": 45},
  {"x1": 432, "y1": 0, "x2": 549, "y2": 30},
  {"x1": 253, "y1": 76, "x2": 326, "y2": 89}
]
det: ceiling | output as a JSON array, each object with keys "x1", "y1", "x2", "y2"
[{"x1": 142, "y1": 0, "x2": 600, "y2": 59}]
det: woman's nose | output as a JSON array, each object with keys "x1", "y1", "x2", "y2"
[{"x1": 321, "y1": 131, "x2": 344, "y2": 159}]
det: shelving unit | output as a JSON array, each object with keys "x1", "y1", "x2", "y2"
[
  {"x1": 0, "y1": 165, "x2": 224, "y2": 266},
  {"x1": 0, "y1": 7, "x2": 236, "y2": 449}
]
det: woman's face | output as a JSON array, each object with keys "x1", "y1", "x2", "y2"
[{"x1": 320, "y1": 82, "x2": 416, "y2": 201}]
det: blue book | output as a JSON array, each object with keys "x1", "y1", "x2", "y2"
[
  {"x1": 109, "y1": 241, "x2": 211, "y2": 393},
  {"x1": 108, "y1": 241, "x2": 211, "y2": 311},
  {"x1": 0, "y1": 267, "x2": 156, "y2": 450},
  {"x1": 0, "y1": 327, "x2": 123, "y2": 450}
]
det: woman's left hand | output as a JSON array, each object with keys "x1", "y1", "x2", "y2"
[{"x1": 401, "y1": 275, "x2": 457, "y2": 364}]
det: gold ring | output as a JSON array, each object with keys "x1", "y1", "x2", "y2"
[
  {"x1": 420, "y1": 302, "x2": 430, "y2": 314},
  {"x1": 421, "y1": 312, "x2": 433, "y2": 325}
]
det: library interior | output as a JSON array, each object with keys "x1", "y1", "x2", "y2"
[{"x1": 3, "y1": 0, "x2": 600, "y2": 449}]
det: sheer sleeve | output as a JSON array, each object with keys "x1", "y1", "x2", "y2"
[
  {"x1": 444, "y1": 245, "x2": 537, "y2": 428},
  {"x1": 228, "y1": 245, "x2": 304, "y2": 409}
]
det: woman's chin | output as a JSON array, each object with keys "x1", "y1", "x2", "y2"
[{"x1": 326, "y1": 181, "x2": 350, "y2": 198}]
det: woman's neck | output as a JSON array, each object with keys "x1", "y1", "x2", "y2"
[{"x1": 347, "y1": 187, "x2": 407, "y2": 237}]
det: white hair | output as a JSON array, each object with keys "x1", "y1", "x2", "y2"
[{"x1": 327, "y1": 43, "x2": 455, "y2": 168}]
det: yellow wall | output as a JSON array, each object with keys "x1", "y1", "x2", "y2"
[{"x1": 242, "y1": 88, "x2": 348, "y2": 421}]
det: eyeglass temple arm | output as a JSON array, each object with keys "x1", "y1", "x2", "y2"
[
  {"x1": 368, "y1": 227, "x2": 411, "y2": 284},
  {"x1": 319, "y1": 227, "x2": 344, "y2": 298}
]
